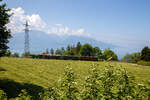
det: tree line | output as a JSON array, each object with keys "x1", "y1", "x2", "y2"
[
  {"x1": 122, "y1": 46, "x2": 150, "y2": 65},
  {"x1": 44, "y1": 42, "x2": 118, "y2": 61}
]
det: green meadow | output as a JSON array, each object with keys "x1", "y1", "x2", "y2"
[
  {"x1": 0, "y1": 57, "x2": 150, "y2": 86},
  {"x1": 0, "y1": 57, "x2": 150, "y2": 99}
]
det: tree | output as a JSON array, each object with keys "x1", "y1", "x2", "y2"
[
  {"x1": 0, "y1": 1, "x2": 12, "y2": 57},
  {"x1": 93, "y1": 46, "x2": 102, "y2": 56},
  {"x1": 103, "y1": 48, "x2": 118, "y2": 61},
  {"x1": 75, "y1": 42, "x2": 82, "y2": 55},
  {"x1": 60, "y1": 47, "x2": 65, "y2": 55},
  {"x1": 131, "y1": 52, "x2": 141, "y2": 63},
  {"x1": 141, "y1": 46, "x2": 150, "y2": 61},
  {"x1": 122, "y1": 53, "x2": 132, "y2": 62},
  {"x1": 66, "y1": 45, "x2": 71, "y2": 51},
  {"x1": 79, "y1": 43, "x2": 93, "y2": 56},
  {"x1": 46, "y1": 48, "x2": 49, "y2": 54},
  {"x1": 4, "y1": 50, "x2": 11, "y2": 56},
  {"x1": 22, "y1": 52, "x2": 30, "y2": 57},
  {"x1": 55, "y1": 48, "x2": 61, "y2": 55},
  {"x1": 11, "y1": 52, "x2": 19, "y2": 57},
  {"x1": 50, "y1": 48, "x2": 54, "y2": 55},
  {"x1": 122, "y1": 52, "x2": 140, "y2": 63},
  {"x1": 64, "y1": 49, "x2": 75, "y2": 56}
]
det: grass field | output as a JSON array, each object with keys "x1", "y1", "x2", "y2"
[{"x1": 0, "y1": 57, "x2": 150, "y2": 98}]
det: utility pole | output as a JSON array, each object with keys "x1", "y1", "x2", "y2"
[{"x1": 24, "y1": 21, "x2": 30, "y2": 53}]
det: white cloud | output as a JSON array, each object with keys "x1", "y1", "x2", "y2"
[
  {"x1": 48, "y1": 25, "x2": 86, "y2": 36},
  {"x1": 55, "y1": 24, "x2": 62, "y2": 27},
  {"x1": 7, "y1": 7, "x2": 46, "y2": 33},
  {"x1": 72, "y1": 28, "x2": 84, "y2": 35},
  {"x1": 7, "y1": 7, "x2": 88, "y2": 36}
]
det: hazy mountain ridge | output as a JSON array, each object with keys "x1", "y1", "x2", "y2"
[{"x1": 9, "y1": 30, "x2": 116, "y2": 54}]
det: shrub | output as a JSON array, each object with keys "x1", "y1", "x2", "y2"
[
  {"x1": 39, "y1": 87, "x2": 58, "y2": 100},
  {"x1": 137, "y1": 60, "x2": 150, "y2": 66},
  {"x1": 81, "y1": 64, "x2": 102, "y2": 99},
  {"x1": 39, "y1": 64, "x2": 150, "y2": 100},
  {"x1": 14, "y1": 89, "x2": 32, "y2": 100},
  {"x1": 39, "y1": 65, "x2": 79, "y2": 100},
  {"x1": 1, "y1": 64, "x2": 150, "y2": 100},
  {"x1": 0, "y1": 90, "x2": 7, "y2": 100},
  {"x1": 57, "y1": 66, "x2": 79, "y2": 100}
]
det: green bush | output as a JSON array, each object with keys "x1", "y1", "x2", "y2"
[
  {"x1": 0, "y1": 90, "x2": 7, "y2": 100},
  {"x1": 137, "y1": 60, "x2": 150, "y2": 66},
  {"x1": 39, "y1": 64, "x2": 150, "y2": 100},
  {"x1": 1, "y1": 64, "x2": 150, "y2": 100},
  {"x1": 14, "y1": 89, "x2": 32, "y2": 100}
]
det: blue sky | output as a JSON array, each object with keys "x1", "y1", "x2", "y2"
[{"x1": 3, "y1": 0, "x2": 150, "y2": 56}]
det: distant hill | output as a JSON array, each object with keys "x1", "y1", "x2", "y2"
[{"x1": 8, "y1": 30, "x2": 116, "y2": 54}]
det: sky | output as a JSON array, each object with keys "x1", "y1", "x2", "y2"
[{"x1": 2, "y1": 0, "x2": 150, "y2": 56}]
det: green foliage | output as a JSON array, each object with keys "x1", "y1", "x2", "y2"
[
  {"x1": 141, "y1": 46, "x2": 150, "y2": 61},
  {"x1": 4, "y1": 51, "x2": 19, "y2": 57},
  {"x1": 0, "y1": 89, "x2": 32, "y2": 100},
  {"x1": 50, "y1": 48, "x2": 54, "y2": 55},
  {"x1": 45, "y1": 48, "x2": 49, "y2": 54},
  {"x1": 39, "y1": 88, "x2": 58, "y2": 100},
  {"x1": 64, "y1": 45, "x2": 76, "y2": 56},
  {"x1": 14, "y1": 90, "x2": 32, "y2": 100},
  {"x1": 81, "y1": 64, "x2": 101, "y2": 99},
  {"x1": 11, "y1": 52, "x2": 19, "y2": 57},
  {"x1": 0, "y1": 0, "x2": 12, "y2": 57},
  {"x1": 79, "y1": 43, "x2": 93, "y2": 56},
  {"x1": 39, "y1": 64, "x2": 150, "y2": 100},
  {"x1": 1, "y1": 58, "x2": 150, "y2": 100},
  {"x1": 39, "y1": 65, "x2": 79, "y2": 100},
  {"x1": 57, "y1": 66, "x2": 79, "y2": 99},
  {"x1": 122, "y1": 52, "x2": 140, "y2": 63},
  {"x1": 55, "y1": 48, "x2": 61, "y2": 55},
  {"x1": 75, "y1": 42, "x2": 82, "y2": 55},
  {"x1": 103, "y1": 48, "x2": 118, "y2": 61},
  {"x1": 137, "y1": 60, "x2": 150, "y2": 66},
  {"x1": 22, "y1": 52, "x2": 30, "y2": 58},
  {"x1": 132, "y1": 52, "x2": 141, "y2": 62},
  {"x1": 53, "y1": 42, "x2": 104, "y2": 57},
  {"x1": 4, "y1": 50, "x2": 11, "y2": 57},
  {"x1": 0, "y1": 90, "x2": 7, "y2": 100},
  {"x1": 122, "y1": 46, "x2": 150, "y2": 64},
  {"x1": 93, "y1": 46, "x2": 102, "y2": 56},
  {"x1": 64, "y1": 49, "x2": 75, "y2": 56},
  {"x1": 55, "y1": 48, "x2": 65, "y2": 56}
]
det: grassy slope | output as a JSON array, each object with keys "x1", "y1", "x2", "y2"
[{"x1": 0, "y1": 57, "x2": 150, "y2": 88}]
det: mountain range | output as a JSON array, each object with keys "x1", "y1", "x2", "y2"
[{"x1": 8, "y1": 30, "x2": 118, "y2": 57}]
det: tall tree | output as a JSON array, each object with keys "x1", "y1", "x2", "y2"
[
  {"x1": 46, "y1": 48, "x2": 49, "y2": 54},
  {"x1": 122, "y1": 52, "x2": 140, "y2": 63},
  {"x1": 11, "y1": 52, "x2": 19, "y2": 57},
  {"x1": 93, "y1": 46, "x2": 102, "y2": 56},
  {"x1": 103, "y1": 48, "x2": 118, "y2": 61},
  {"x1": 55, "y1": 48, "x2": 62, "y2": 55},
  {"x1": 79, "y1": 43, "x2": 93, "y2": 56},
  {"x1": 75, "y1": 42, "x2": 82, "y2": 55},
  {"x1": 60, "y1": 47, "x2": 65, "y2": 55},
  {"x1": 0, "y1": 0, "x2": 11, "y2": 57},
  {"x1": 141, "y1": 46, "x2": 150, "y2": 61},
  {"x1": 66, "y1": 45, "x2": 71, "y2": 51},
  {"x1": 50, "y1": 48, "x2": 54, "y2": 55}
]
